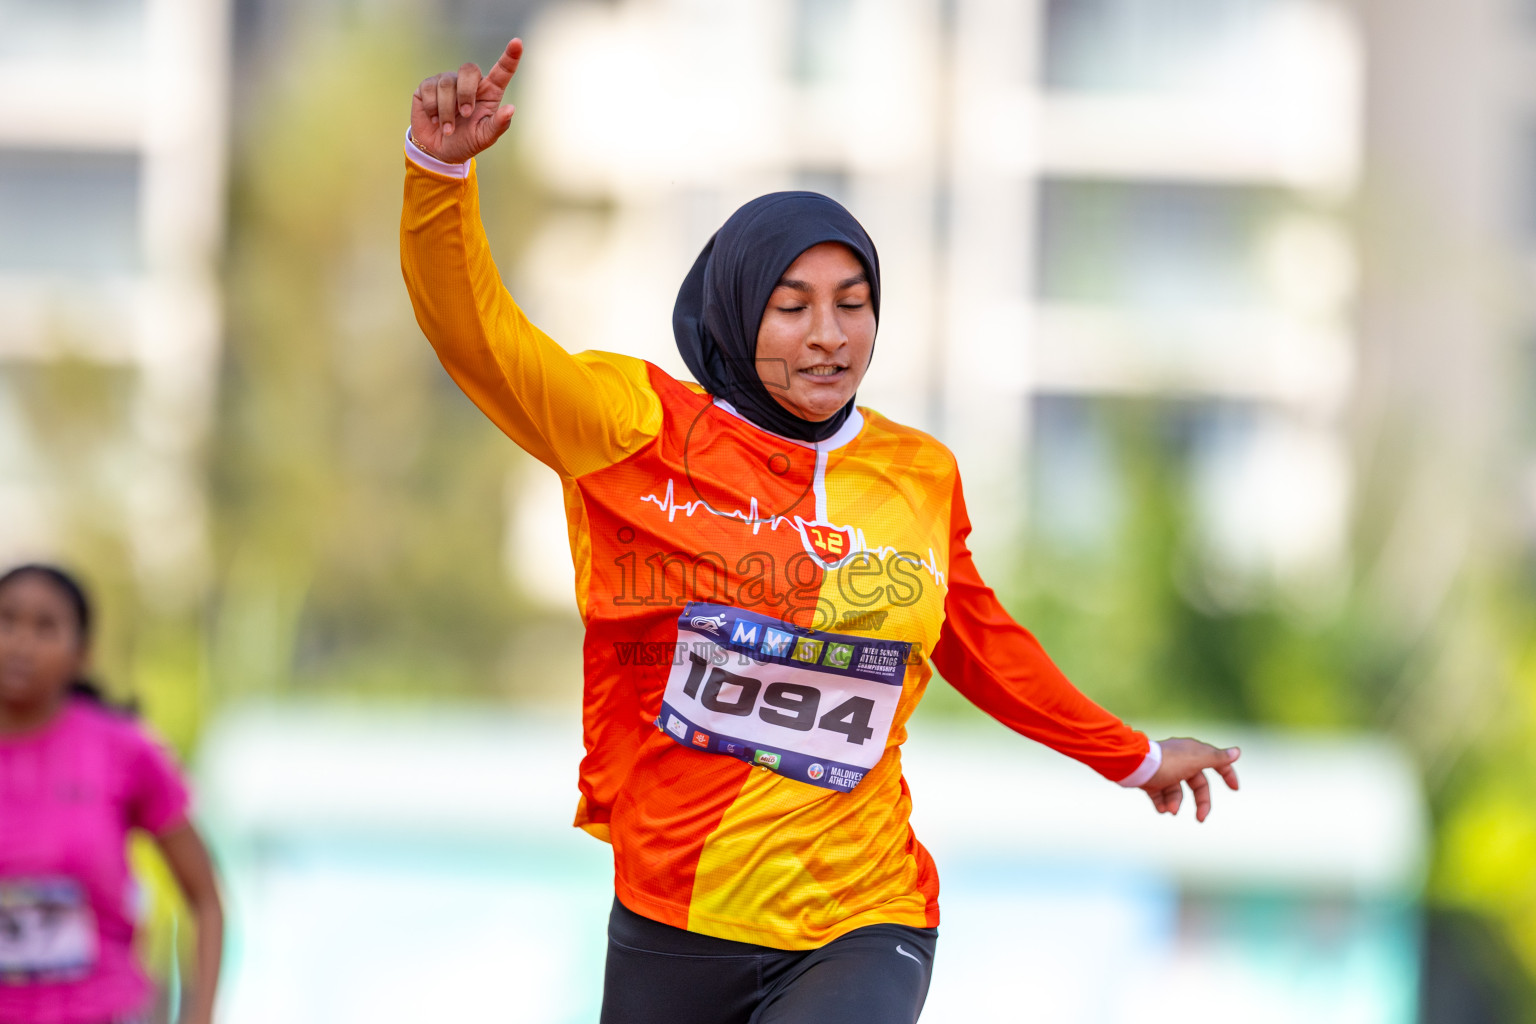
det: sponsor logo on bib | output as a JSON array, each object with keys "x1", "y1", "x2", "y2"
[
  {"x1": 822, "y1": 642, "x2": 853, "y2": 669},
  {"x1": 791, "y1": 637, "x2": 824, "y2": 664},
  {"x1": 759, "y1": 627, "x2": 794, "y2": 659}
]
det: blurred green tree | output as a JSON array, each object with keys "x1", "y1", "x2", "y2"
[{"x1": 212, "y1": 13, "x2": 579, "y2": 705}]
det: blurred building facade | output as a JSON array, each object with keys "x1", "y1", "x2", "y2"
[
  {"x1": 1347, "y1": 0, "x2": 1534, "y2": 773},
  {"x1": 505, "y1": 0, "x2": 1364, "y2": 603},
  {"x1": 0, "y1": 0, "x2": 230, "y2": 602}
]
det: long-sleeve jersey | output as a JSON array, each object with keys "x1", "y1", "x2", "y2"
[{"x1": 400, "y1": 145, "x2": 1158, "y2": 949}]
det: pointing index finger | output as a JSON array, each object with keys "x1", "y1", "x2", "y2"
[{"x1": 484, "y1": 37, "x2": 524, "y2": 93}]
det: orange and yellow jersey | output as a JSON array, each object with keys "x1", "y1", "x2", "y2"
[{"x1": 400, "y1": 148, "x2": 1157, "y2": 949}]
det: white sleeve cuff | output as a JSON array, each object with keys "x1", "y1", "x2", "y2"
[
  {"x1": 1116, "y1": 740, "x2": 1162, "y2": 788},
  {"x1": 404, "y1": 127, "x2": 470, "y2": 179}
]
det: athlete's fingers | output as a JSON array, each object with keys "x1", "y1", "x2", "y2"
[
  {"x1": 436, "y1": 73, "x2": 459, "y2": 134},
  {"x1": 1215, "y1": 747, "x2": 1240, "y2": 790},
  {"x1": 1189, "y1": 769, "x2": 1213, "y2": 823},
  {"x1": 456, "y1": 63, "x2": 481, "y2": 119},
  {"x1": 1162, "y1": 783, "x2": 1182, "y2": 816},
  {"x1": 484, "y1": 37, "x2": 524, "y2": 92},
  {"x1": 487, "y1": 104, "x2": 516, "y2": 142},
  {"x1": 416, "y1": 75, "x2": 441, "y2": 121}
]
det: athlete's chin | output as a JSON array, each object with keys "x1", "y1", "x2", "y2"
[
  {"x1": 783, "y1": 389, "x2": 856, "y2": 423},
  {"x1": 0, "y1": 671, "x2": 38, "y2": 702},
  {"x1": 793, "y1": 403, "x2": 848, "y2": 423}
]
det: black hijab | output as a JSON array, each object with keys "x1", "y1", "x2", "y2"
[{"x1": 672, "y1": 191, "x2": 881, "y2": 443}]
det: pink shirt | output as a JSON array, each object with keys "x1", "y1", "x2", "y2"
[{"x1": 0, "y1": 699, "x2": 190, "y2": 1024}]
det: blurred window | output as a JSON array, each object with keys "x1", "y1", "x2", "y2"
[
  {"x1": 1041, "y1": 0, "x2": 1278, "y2": 94},
  {"x1": 792, "y1": 0, "x2": 854, "y2": 84},
  {"x1": 1036, "y1": 178, "x2": 1284, "y2": 311},
  {"x1": 1030, "y1": 394, "x2": 1124, "y2": 551},
  {"x1": 1029, "y1": 393, "x2": 1262, "y2": 555},
  {"x1": 0, "y1": 0, "x2": 145, "y2": 60},
  {"x1": 0, "y1": 150, "x2": 141, "y2": 275}
]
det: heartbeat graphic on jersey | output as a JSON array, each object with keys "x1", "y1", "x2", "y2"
[
  {"x1": 639, "y1": 478, "x2": 946, "y2": 586},
  {"x1": 642, "y1": 478, "x2": 780, "y2": 530}
]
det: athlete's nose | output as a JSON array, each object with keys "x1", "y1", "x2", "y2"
[{"x1": 805, "y1": 299, "x2": 846, "y2": 353}]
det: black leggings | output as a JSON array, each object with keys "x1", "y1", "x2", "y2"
[{"x1": 600, "y1": 898, "x2": 937, "y2": 1024}]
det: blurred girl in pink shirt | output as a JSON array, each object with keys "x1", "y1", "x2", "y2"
[{"x1": 0, "y1": 566, "x2": 223, "y2": 1024}]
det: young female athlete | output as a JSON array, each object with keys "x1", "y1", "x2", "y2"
[
  {"x1": 402, "y1": 38, "x2": 1241, "y2": 1024},
  {"x1": 0, "y1": 566, "x2": 223, "y2": 1024}
]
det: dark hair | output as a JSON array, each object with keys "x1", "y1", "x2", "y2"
[{"x1": 0, "y1": 564, "x2": 133, "y2": 713}]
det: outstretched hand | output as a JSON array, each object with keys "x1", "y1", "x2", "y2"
[
  {"x1": 1141, "y1": 737, "x2": 1240, "y2": 823},
  {"x1": 410, "y1": 37, "x2": 523, "y2": 164}
]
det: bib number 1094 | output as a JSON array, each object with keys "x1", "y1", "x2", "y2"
[{"x1": 679, "y1": 652, "x2": 875, "y2": 745}]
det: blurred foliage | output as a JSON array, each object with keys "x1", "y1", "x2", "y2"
[
  {"x1": 211, "y1": 11, "x2": 573, "y2": 705},
  {"x1": 1431, "y1": 608, "x2": 1536, "y2": 1018},
  {"x1": 919, "y1": 398, "x2": 1406, "y2": 731},
  {"x1": 1009, "y1": 400, "x2": 1397, "y2": 727}
]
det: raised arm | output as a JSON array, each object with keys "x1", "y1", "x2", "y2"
[
  {"x1": 401, "y1": 38, "x2": 661, "y2": 477},
  {"x1": 930, "y1": 474, "x2": 1239, "y2": 820}
]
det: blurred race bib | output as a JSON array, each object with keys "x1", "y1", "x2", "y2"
[{"x1": 0, "y1": 878, "x2": 98, "y2": 983}]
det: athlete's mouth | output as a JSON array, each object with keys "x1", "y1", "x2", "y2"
[
  {"x1": 0, "y1": 658, "x2": 35, "y2": 691},
  {"x1": 799, "y1": 365, "x2": 846, "y2": 378}
]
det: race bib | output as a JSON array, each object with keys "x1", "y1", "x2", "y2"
[
  {"x1": 0, "y1": 878, "x2": 98, "y2": 983},
  {"x1": 655, "y1": 602, "x2": 912, "y2": 792}
]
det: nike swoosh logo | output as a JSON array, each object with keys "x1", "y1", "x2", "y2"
[{"x1": 896, "y1": 944, "x2": 921, "y2": 965}]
